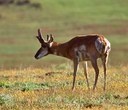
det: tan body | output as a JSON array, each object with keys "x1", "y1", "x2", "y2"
[
  {"x1": 50, "y1": 35, "x2": 107, "y2": 60},
  {"x1": 35, "y1": 29, "x2": 111, "y2": 91}
]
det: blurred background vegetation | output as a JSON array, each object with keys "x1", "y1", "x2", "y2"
[{"x1": 0, "y1": 0, "x2": 128, "y2": 69}]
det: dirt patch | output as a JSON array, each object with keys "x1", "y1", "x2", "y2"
[
  {"x1": 0, "y1": 53, "x2": 32, "y2": 58},
  {"x1": 0, "y1": 38, "x2": 17, "y2": 44},
  {"x1": 75, "y1": 22, "x2": 128, "y2": 35},
  {"x1": 45, "y1": 72, "x2": 62, "y2": 76}
]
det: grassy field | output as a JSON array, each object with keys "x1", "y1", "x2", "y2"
[
  {"x1": 0, "y1": 65, "x2": 128, "y2": 110},
  {"x1": 0, "y1": 0, "x2": 128, "y2": 109},
  {"x1": 0, "y1": 0, "x2": 128, "y2": 68}
]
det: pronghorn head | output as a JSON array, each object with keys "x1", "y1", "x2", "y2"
[{"x1": 35, "y1": 29, "x2": 54, "y2": 59}]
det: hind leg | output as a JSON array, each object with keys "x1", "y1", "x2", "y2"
[
  {"x1": 101, "y1": 53, "x2": 109, "y2": 91},
  {"x1": 90, "y1": 57, "x2": 99, "y2": 90}
]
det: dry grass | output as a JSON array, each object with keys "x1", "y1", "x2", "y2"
[
  {"x1": 0, "y1": 0, "x2": 128, "y2": 109},
  {"x1": 0, "y1": 64, "x2": 128, "y2": 110}
]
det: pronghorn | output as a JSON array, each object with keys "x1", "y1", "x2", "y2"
[{"x1": 35, "y1": 29, "x2": 111, "y2": 91}]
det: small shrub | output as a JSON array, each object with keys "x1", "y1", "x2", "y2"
[
  {"x1": 14, "y1": 82, "x2": 51, "y2": 91},
  {"x1": 0, "y1": 0, "x2": 13, "y2": 5},
  {"x1": 0, "y1": 94, "x2": 14, "y2": 106},
  {"x1": 0, "y1": 82, "x2": 11, "y2": 88},
  {"x1": 0, "y1": 0, "x2": 42, "y2": 8}
]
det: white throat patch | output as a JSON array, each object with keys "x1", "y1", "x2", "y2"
[{"x1": 49, "y1": 42, "x2": 53, "y2": 47}]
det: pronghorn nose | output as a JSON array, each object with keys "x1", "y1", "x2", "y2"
[{"x1": 34, "y1": 55, "x2": 39, "y2": 59}]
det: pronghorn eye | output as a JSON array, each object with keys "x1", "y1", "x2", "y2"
[{"x1": 42, "y1": 45, "x2": 46, "y2": 48}]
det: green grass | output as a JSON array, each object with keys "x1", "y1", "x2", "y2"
[
  {"x1": 0, "y1": 0, "x2": 128, "y2": 68},
  {"x1": 0, "y1": 1, "x2": 128, "y2": 109},
  {"x1": 0, "y1": 65, "x2": 128, "y2": 109}
]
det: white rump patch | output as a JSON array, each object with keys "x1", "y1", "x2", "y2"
[
  {"x1": 95, "y1": 37, "x2": 111, "y2": 54},
  {"x1": 104, "y1": 38, "x2": 111, "y2": 53}
]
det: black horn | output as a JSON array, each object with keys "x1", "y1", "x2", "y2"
[{"x1": 36, "y1": 29, "x2": 45, "y2": 43}]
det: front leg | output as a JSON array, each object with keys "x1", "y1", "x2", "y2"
[{"x1": 72, "y1": 58, "x2": 79, "y2": 91}]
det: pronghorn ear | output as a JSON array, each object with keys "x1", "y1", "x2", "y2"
[{"x1": 47, "y1": 34, "x2": 54, "y2": 43}]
